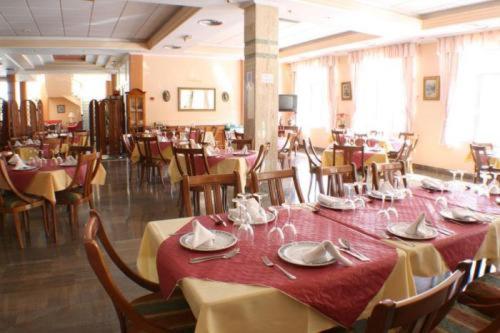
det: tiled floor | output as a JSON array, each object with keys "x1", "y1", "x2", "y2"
[{"x1": 0, "y1": 153, "x2": 445, "y2": 332}]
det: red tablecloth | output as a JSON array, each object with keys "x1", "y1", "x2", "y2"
[
  {"x1": 317, "y1": 190, "x2": 491, "y2": 272},
  {"x1": 156, "y1": 210, "x2": 397, "y2": 327}
]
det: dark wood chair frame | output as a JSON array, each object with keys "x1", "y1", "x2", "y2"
[
  {"x1": 315, "y1": 164, "x2": 357, "y2": 197},
  {"x1": 136, "y1": 136, "x2": 169, "y2": 186},
  {"x1": 470, "y1": 144, "x2": 500, "y2": 183},
  {"x1": 303, "y1": 138, "x2": 322, "y2": 201},
  {"x1": 371, "y1": 161, "x2": 407, "y2": 190},
  {"x1": 250, "y1": 167, "x2": 305, "y2": 206}
]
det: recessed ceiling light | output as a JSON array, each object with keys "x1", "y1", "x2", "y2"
[
  {"x1": 163, "y1": 45, "x2": 181, "y2": 50},
  {"x1": 198, "y1": 19, "x2": 223, "y2": 27}
]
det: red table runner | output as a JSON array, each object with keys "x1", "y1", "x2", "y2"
[
  {"x1": 317, "y1": 193, "x2": 491, "y2": 272},
  {"x1": 156, "y1": 209, "x2": 398, "y2": 327},
  {"x1": 191, "y1": 151, "x2": 257, "y2": 176}
]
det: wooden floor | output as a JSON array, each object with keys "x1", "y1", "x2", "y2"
[{"x1": 0, "y1": 154, "x2": 441, "y2": 332}]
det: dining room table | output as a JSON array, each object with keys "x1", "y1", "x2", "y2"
[
  {"x1": 130, "y1": 140, "x2": 174, "y2": 163},
  {"x1": 168, "y1": 149, "x2": 258, "y2": 188},
  {"x1": 321, "y1": 146, "x2": 388, "y2": 168},
  {"x1": 137, "y1": 210, "x2": 415, "y2": 333}
]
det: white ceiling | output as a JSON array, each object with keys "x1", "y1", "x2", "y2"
[
  {"x1": 0, "y1": 0, "x2": 178, "y2": 40},
  {"x1": 354, "y1": 0, "x2": 492, "y2": 16}
]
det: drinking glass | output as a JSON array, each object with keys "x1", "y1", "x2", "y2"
[
  {"x1": 252, "y1": 192, "x2": 268, "y2": 224},
  {"x1": 386, "y1": 194, "x2": 399, "y2": 221},
  {"x1": 434, "y1": 183, "x2": 448, "y2": 212},
  {"x1": 281, "y1": 204, "x2": 297, "y2": 242},
  {"x1": 476, "y1": 172, "x2": 491, "y2": 198},
  {"x1": 267, "y1": 206, "x2": 284, "y2": 246},
  {"x1": 236, "y1": 206, "x2": 254, "y2": 245},
  {"x1": 395, "y1": 175, "x2": 412, "y2": 199},
  {"x1": 353, "y1": 181, "x2": 366, "y2": 208},
  {"x1": 343, "y1": 183, "x2": 356, "y2": 209}
]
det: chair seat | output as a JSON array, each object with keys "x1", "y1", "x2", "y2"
[
  {"x1": 55, "y1": 188, "x2": 84, "y2": 204},
  {"x1": 1, "y1": 192, "x2": 43, "y2": 209},
  {"x1": 128, "y1": 289, "x2": 196, "y2": 333},
  {"x1": 433, "y1": 302, "x2": 494, "y2": 333}
]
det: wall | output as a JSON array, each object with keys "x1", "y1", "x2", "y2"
[
  {"x1": 136, "y1": 55, "x2": 243, "y2": 126},
  {"x1": 47, "y1": 97, "x2": 81, "y2": 124}
]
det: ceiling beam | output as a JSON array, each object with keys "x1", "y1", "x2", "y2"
[
  {"x1": 147, "y1": 7, "x2": 201, "y2": 49},
  {"x1": 96, "y1": 55, "x2": 110, "y2": 67},
  {"x1": 421, "y1": 1, "x2": 500, "y2": 30},
  {"x1": 0, "y1": 39, "x2": 147, "y2": 52}
]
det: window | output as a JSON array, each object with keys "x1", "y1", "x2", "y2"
[
  {"x1": 444, "y1": 48, "x2": 500, "y2": 146},
  {"x1": 352, "y1": 57, "x2": 407, "y2": 135},
  {"x1": 294, "y1": 63, "x2": 331, "y2": 135}
]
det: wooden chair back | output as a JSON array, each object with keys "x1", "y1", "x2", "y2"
[
  {"x1": 122, "y1": 134, "x2": 134, "y2": 156},
  {"x1": 67, "y1": 145, "x2": 94, "y2": 157},
  {"x1": 234, "y1": 132, "x2": 244, "y2": 140},
  {"x1": 303, "y1": 138, "x2": 321, "y2": 173},
  {"x1": 83, "y1": 210, "x2": 167, "y2": 333},
  {"x1": 232, "y1": 138, "x2": 253, "y2": 150},
  {"x1": 250, "y1": 167, "x2": 304, "y2": 205},
  {"x1": 69, "y1": 151, "x2": 98, "y2": 198},
  {"x1": 331, "y1": 129, "x2": 346, "y2": 144},
  {"x1": 0, "y1": 158, "x2": 38, "y2": 205},
  {"x1": 173, "y1": 147, "x2": 210, "y2": 177},
  {"x1": 279, "y1": 132, "x2": 298, "y2": 154},
  {"x1": 470, "y1": 144, "x2": 490, "y2": 171},
  {"x1": 371, "y1": 161, "x2": 407, "y2": 190},
  {"x1": 73, "y1": 130, "x2": 89, "y2": 146},
  {"x1": 399, "y1": 132, "x2": 414, "y2": 141},
  {"x1": 365, "y1": 270, "x2": 464, "y2": 333},
  {"x1": 333, "y1": 144, "x2": 364, "y2": 170},
  {"x1": 45, "y1": 137, "x2": 64, "y2": 157},
  {"x1": 315, "y1": 164, "x2": 357, "y2": 197},
  {"x1": 182, "y1": 172, "x2": 242, "y2": 216},
  {"x1": 136, "y1": 136, "x2": 157, "y2": 164},
  {"x1": 248, "y1": 143, "x2": 270, "y2": 174}
]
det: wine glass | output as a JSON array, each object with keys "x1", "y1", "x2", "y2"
[
  {"x1": 281, "y1": 204, "x2": 297, "y2": 242},
  {"x1": 395, "y1": 174, "x2": 412, "y2": 199},
  {"x1": 435, "y1": 182, "x2": 448, "y2": 212},
  {"x1": 236, "y1": 206, "x2": 254, "y2": 245},
  {"x1": 343, "y1": 183, "x2": 356, "y2": 209},
  {"x1": 477, "y1": 172, "x2": 491, "y2": 198},
  {"x1": 252, "y1": 192, "x2": 268, "y2": 224},
  {"x1": 267, "y1": 206, "x2": 284, "y2": 246},
  {"x1": 353, "y1": 181, "x2": 366, "y2": 208}
]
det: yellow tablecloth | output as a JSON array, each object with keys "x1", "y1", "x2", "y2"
[
  {"x1": 136, "y1": 217, "x2": 415, "y2": 333},
  {"x1": 382, "y1": 219, "x2": 500, "y2": 277},
  {"x1": 0, "y1": 164, "x2": 106, "y2": 204},
  {"x1": 130, "y1": 142, "x2": 174, "y2": 164},
  {"x1": 15, "y1": 147, "x2": 40, "y2": 160},
  {"x1": 168, "y1": 155, "x2": 253, "y2": 188},
  {"x1": 321, "y1": 149, "x2": 388, "y2": 167}
]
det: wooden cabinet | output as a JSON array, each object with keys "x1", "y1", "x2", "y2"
[{"x1": 126, "y1": 88, "x2": 146, "y2": 133}]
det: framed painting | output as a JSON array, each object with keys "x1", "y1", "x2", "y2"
[
  {"x1": 178, "y1": 88, "x2": 216, "y2": 111},
  {"x1": 423, "y1": 76, "x2": 440, "y2": 100},
  {"x1": 341, "y1": 82, "x2": 352, "y2": 100},
  {"x1": 56, "y1": 105, "x2": 65, "y2": 113}
]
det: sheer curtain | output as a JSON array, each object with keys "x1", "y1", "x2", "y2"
[
  {"x1": 438, "y1": 31, "x2": 500, "y2": 146},
  {"x1": 350, "y1": 43, "x2": 416, "y2": 135},
  {"x1": 292, "y1": 56, "x2": 335, "y2": 137}
]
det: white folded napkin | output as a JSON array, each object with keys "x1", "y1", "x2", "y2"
[
  {"x1": 14, "y1": 141, "x2": 22, "y2": 147},
  {"x1": 191, "y1": 220, "x2": 216, "y2": 249},
  {"x1": 422, "y1": 178, "x2": 446, "y2": 190},
  {"x1": 450, "y1": 207, "x2": 475, "y2": 220},
  {"x1": 8, "y1": 154, "x2": 21, "y2": 165},
  {"x1": 14, "y1": 158, "x2": 27, "y2": 170},
  {"x1": 404, "y1": 213, "x2": 428, "y2": 237},
  {"x1": 33, "y1": 139, "x2": 41, "y2": 145},
  {"x1": 302, "y1": 240, "x2": 353, "y2": 266},
  {"x1": 65, "y1": 155, "x2": 77, "y2": 165},
  {"x1": 26, "y1": 139, "x2": 34, "y2": 145},
  {"x1": 56, "y1": 156, "x2": 63, "y2": 164},
  {"x1": 317, "y1": 193, "x2": 346, "y2": 208}
]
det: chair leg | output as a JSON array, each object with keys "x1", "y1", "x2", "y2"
[
  {"x1": 307, "y1": 173, "x2": 313, "y2": 202},
  {"x1": 13, "y1": 213, "x2": 25, "y2": 249},
  {"x1": 23, "y1": 211, "x2": 30, "y2": 235},
  {"x1": 158, "y1": 165, "x2": 165, "y2": 186},
  {"x1": 0, "y1": 212, "x2": 4, "y2": 233},
  {"x1": 140, "y1": 163, "x2": 146, "y2": 185},
  {"x1": 50, "y1": 203, "x2": 58, "y2": 243},
  {"x1": 89, "y1": 197, "x2": 95, "y2": 209},
  {"x1": 41, "y1": 203, "x2": 49, "y2": 237}
]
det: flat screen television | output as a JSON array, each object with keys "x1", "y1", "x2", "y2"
[{"x1": 279, "y1": 94, "x2": 297, "y2": 112}]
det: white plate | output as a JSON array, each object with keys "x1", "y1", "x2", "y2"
[
  {"x1": 439, "y1": 209, "x2": 479, "y2": 223},
  {"x1": 13, "y1": 165, "x2": 38, "y2": 171},
  {"x1": 319, "y1": 200, "x2": 355, "y2": 211},
  {"x1": 368, "y1": 191, "x2": 405, "y2": 201},
  {"x1": 232, "y1": 152, "x2": 253, "y2": 156},
  {"x1": 421, "y1": 184, "x2": 449, "y2": 192},
  {"x1": 179, "y1": 230, "x2": 237, "y2": 252},
  {"x1": 278, "y1": 241, "x2": 336, "y2": 267},
  {"x1": 228, "y1": 211, "x2": 275, "y2": 225},
  {"x1": 387, "y1": 223, "x2": 438, "y2": 240}
]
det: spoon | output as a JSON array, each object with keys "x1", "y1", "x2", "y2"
[{"x1": 338, "y1": 238, "x2": 370, "y2": 261}]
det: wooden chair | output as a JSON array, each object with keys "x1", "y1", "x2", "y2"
[
  {"x1": 278, "y1": 132, "x2": 298, "y2": 169},
  {"x1": 72, "y1": 130, "x2": 89, "y2": 146},
  {"x1": 315, "y1": 164, "x2": 357, "y2": 197},
  {"x1": 67, "y1": 145, "x2": 94, "y2": 157},
  {"x1": 398, "y1": 132, "x2": 414, "y2": 141},
  {"x1": 331, "y1": 129, "x2": 346, "y2": 145},
  {"x1": 55, "y1": 152, "x2": 100, "y2": 232},
  {"x1": 234, "y1": 132, "x2": 244, "y2": 140},
  {"x1": 303, "y1": 138, "x2": 322, "y2": 200},
  {"x1": 371, "y1": 161, "x2": 407, "y2": 190},
  {"x1": 365, "y1": 270, "x2": 464, "y2": 333},
  {"x1": 470, "y1": 144, "x2": 499, "y2": 183},
  {"x1": 332, "y1": 144, "x2": 365, "y2": 173},
  {"x1": 136, "y1": 137, "x2": 169, "y2": 185},
  {"x1": 122, "y1": 134, "x2": 137, "y2": 181},
  {"x1": 182, "y1": 172, "x2": 242, "y2": 216},
  {"x1": 83, "y1": 210, "x2": 196, "y2": 333},
  {"x1": 232, "y1": 138, "x2": 253, "y2": 150},
  {"x1": 45, "y1": 137, "x2": 64, "y2": 158},
  {"x1": 250, "y1": 167, "x2": 304, "y2": 206},
  {"x1": 0, "y1": 158, "x2": 49, "y2": 248}
]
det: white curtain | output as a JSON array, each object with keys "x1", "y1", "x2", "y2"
[
  {"x1": 291, "y1": 56, "x2": 336, "y2": 136},
  {"x1": 438, "y1": 31, "x2": 500, "y2": 146},
  {"x1": 350, "y1": 43, "x2": 416, "y2": 135}
]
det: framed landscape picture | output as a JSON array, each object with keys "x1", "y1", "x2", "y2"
[
  {"x1": 341, "y1": 82, "x2": 352, "y2": 100},
  {"x1": 56, "y1": 104, "x2": 65, "y2": 113},
  {"x1": 423, "y1": 76, "x2": 440, "y2": 100}
]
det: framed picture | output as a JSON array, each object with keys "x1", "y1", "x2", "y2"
[
  {"x1": 56, "y1": 105, "x2": 65, "y2": 113},
  {"x1": 341, "y1": 82, "x2": 352, "y2": 100},
  {"x1": 178, "y1": 87, "x2": 216, "y2": 111},
  {"x1": 423, "y1": 76, "x2": 440, "y2": 100}
]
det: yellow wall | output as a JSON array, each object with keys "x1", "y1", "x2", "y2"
[
  {"x1": 47, "y1": 97, "x2": 81, "y2": 124},
  {"x1": 136, "y1": 55, "x2": 243, "y2": 126}
]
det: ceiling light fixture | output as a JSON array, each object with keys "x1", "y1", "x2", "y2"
[
  {"x1": 198, "y1": 19, "x2": 223, "y2": 27},
  {"x1": 163, "y1": 45, "x2": 181, "y2": 50}
]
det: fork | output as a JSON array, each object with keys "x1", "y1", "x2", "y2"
[
  {"x1": 215, "y1": 214, "x2": 228, "y2": 227},
  {"x1": 189, "y1": 248, "x2": 240, "y2": 264},
  {"x1": 208, "y1": 214, "x2": 226, "y2": 227},
  {"x1": 261, "y1": 256, "x2": 296, "y2": 280}
]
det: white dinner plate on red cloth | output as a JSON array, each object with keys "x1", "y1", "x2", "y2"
[
  {"x1": 179, "y1": 230, "x2": 237, "y2": 252},
  {"x1": 228, "y1": 211, "x2": 275, "y2": 225},
  {"x1": 278, "y1": 241, "x2": 336, "y2": 267},
  {"x1": 368, "y1": 191, "x2": 405, "y2": 201},
  {"x1": 387, "y1": 223, "x2": 438, "y2": 240},
  {"x1": 12, "y1": 165, "x2": 38, "y2": 171},
  {"x1": 439, "y1": 209, "x2": 485, "y2": 224}
]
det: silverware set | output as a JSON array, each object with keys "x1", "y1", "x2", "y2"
[
  {"x1": 379, "y1": 232, "x2": 416, "y2": 247},
  {"x1": 337, "y1": 238, "x2": 370, "y2": 261},
  {"x1": 425, "y1": 222, "x2": 454, "y2": 236},
  {"x1": 208, "y1": 214, "x2": 227, "y2": 227},
  {"x1": 190, "y1": 248, "x2": 240, "y2": 264}
]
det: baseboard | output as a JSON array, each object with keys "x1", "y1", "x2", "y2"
[{"x1": 412, "y1": 163, "x2": 474, "y2": 181}]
